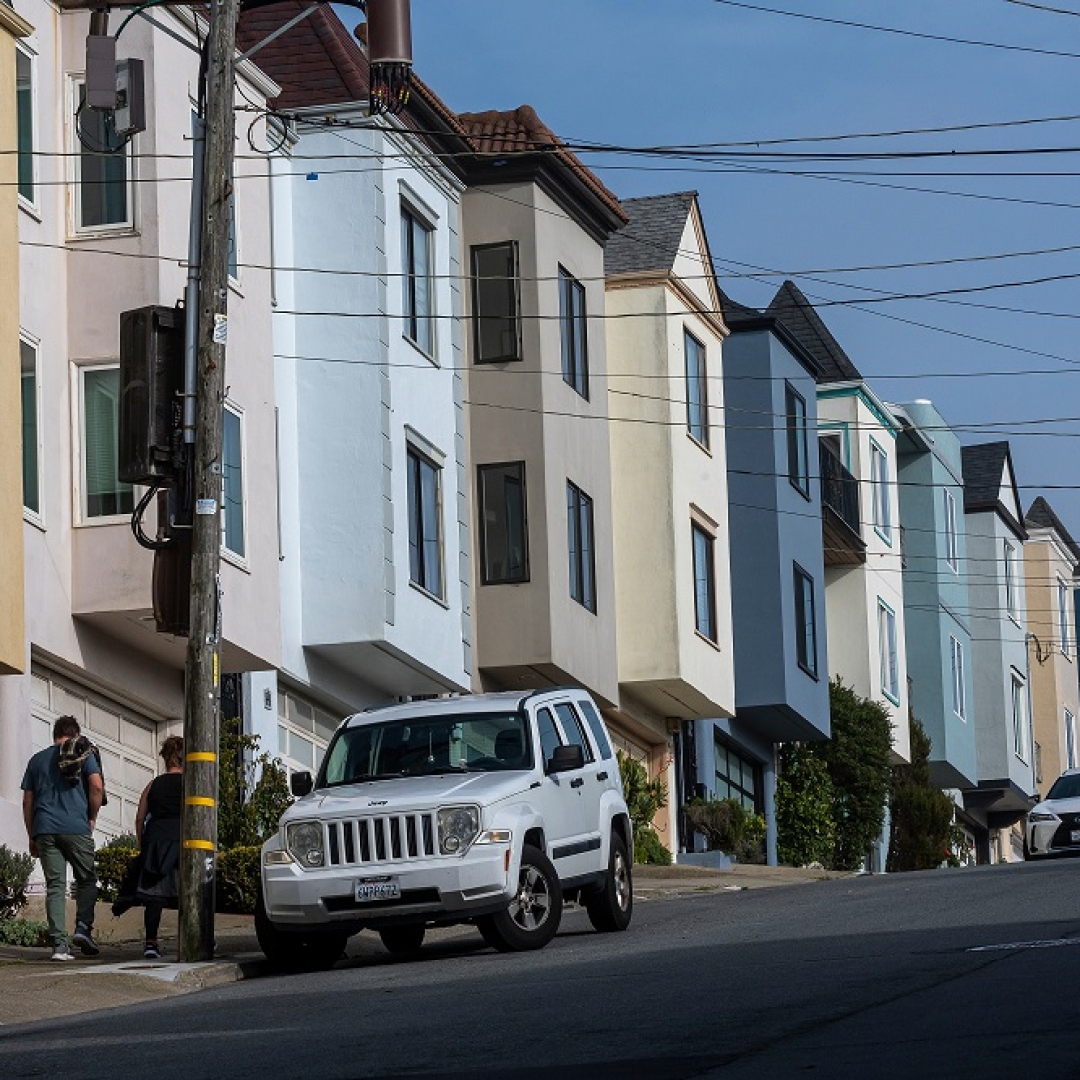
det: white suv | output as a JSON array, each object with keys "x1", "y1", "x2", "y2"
[{"x1": 257, "y1": 689, "x2": 633, "y2": 970}]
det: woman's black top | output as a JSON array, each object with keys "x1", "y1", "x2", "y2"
[{"x1": 146, "y1": 772, "x2": 182, "y2": 824}]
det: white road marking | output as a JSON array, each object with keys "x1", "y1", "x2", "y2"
[{"x1": 967, "y1": 937, "x2": 1080, "y2": 952}]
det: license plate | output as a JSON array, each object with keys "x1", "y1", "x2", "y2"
[
  {"x1": 355, "y1": 878, "x2": 400, "y2": 903},
  {"x1": 1071, "y1": 831, "x2": 1080, "y2": 844}
]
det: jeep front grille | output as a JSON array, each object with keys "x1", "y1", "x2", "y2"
[{"x1": 325, "y1": 813, "x2": 438, "y2": 867}]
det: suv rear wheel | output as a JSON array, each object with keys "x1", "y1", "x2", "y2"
[
  {"x1": 585, "y1": 832, "x2": 633, "y2": 932},
  {"x1": 477, "y1": 844, "x2": 563, "y2": 952}
]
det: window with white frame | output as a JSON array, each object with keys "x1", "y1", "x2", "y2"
[
  {"x1": 222, "y1": 405, "x2": 245, "y2": 559},
  {"x1": 80, "y1": 365, "x2": 133, "y2": 519},
  {"x1": 401, "y1": 204, "x2": 433, "y2": 355},
  {"x1": 1066, "y1": 707, "x2": 1077, "y2": 770},
  {"x1": 684, "y1": 330, "x2": 708, "y2": 448},
  {"x1": 794, "y1": 564, "x2": 818, "y2": 678},
  {"x1": 878, "y1": 600, "x2": 899, "y2": 703},
  {"x1": 944, "y1": 489, "x2": 958, "y2": 572},
  {"x1": 1004, "y1": 540, "x2": 1018, "y2": 619},
  {"x1": 567, "y1": 480, "x2": 596, "y2": 612},
  {"x1": 21, "y1": 338, "x2": 39, "y2": 516},
  {"x1": 950, "y1": 635, "x2": 966, "y2": 720},
  {"x1": 277, "y1": 689, "x2": 340, "y2": 776},
  {"x1": 1058, "y1": 576, "x2": 1071, "y2": 658},
  {"x1": 1011, "y1": 672, "x2": 1029, "y2": 761},
  {"x1": 559, "y1": 267, "x2": 588, "y2": 399},
  {"x1": 16, "y1": 45, "x2": 34, "y2": 205},
  {"x1": 786, "y1": 383, "x2": 809, "y2": 498},
  {"x1": 72, "y1": 79, "x2": 133, "y2": 232},
  {"x1": 407, "y1": 442, "x2": 443, "y2": 599},
  {"x1": 870, "y1": 441, "x2": 891, "y2": 542},
  {"x1": 692, "y1": 521, "x2": 717, "y2": 642}
]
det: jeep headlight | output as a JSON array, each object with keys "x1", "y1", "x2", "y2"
[
  {"x1": 285, "y1": 822, "x2": 325, "y2": 868},
  {"x1": 438, "y1": 806, "x2": 479, "y2": 855}
]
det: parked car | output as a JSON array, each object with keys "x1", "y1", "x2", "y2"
[
  {"x1": 1024, "y1": 768, "x2": 1080, "y2": 860},
  {"x1": 257, "y1": 689, "x2": 633, "y2": 970}
]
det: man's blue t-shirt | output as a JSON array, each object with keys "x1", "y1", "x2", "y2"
[{"x1": 21, "y1": 746, "x2": 101, "y2": 837}]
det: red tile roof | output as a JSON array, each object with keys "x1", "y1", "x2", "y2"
[
  {"x1": 237, "y1": 6, "x2": 625, "y2": 229},
  {"x1": 458, "y1": 105, "x2": 626, "y2": 224}
]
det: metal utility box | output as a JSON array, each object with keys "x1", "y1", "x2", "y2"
[{"x1": 119, "y1": 305, "x2": 185, "y2": 485}]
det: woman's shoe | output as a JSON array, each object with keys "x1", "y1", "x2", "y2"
[{"x1": 143, "y1": 941, "x2": 160, "y2": 960}]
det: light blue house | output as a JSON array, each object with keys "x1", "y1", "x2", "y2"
[
  {"x1": 694, "y1": 290, "x2": 832, "y2": 865},
  {"x1": 959, "y1": 441, "x2": 1037, "y2": 862},
  {"x1": 893, "y1": 401, "x2": 977, "y2": 793}
]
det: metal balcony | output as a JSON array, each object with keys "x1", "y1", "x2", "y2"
[{"x1": 820, "y1": 442, "x2": 866, "y2": 566}]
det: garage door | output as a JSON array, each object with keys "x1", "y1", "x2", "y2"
[{"x1": 30, "y1": 669, "x2": 162, "y2": 845}]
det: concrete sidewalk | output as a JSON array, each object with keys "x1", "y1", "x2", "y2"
[{"x1": 0, "y1": 863, "x2": 850, "y2": 1027}]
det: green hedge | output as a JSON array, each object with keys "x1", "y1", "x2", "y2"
[
  {"x1": 217, "y1": 846, "x2": 262, "y2": 914},
  {"x1": 0, "y1": 918, "x2": 50, "y2": 947},
  {"x1": 95, "y1": 844, "x2": 138, "y2": 904}
]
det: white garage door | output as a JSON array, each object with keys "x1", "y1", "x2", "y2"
[{"x1": 30, "y1": 669, "x2": 162, "y2": 845}]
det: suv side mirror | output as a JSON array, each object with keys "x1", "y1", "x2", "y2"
[
  {"x1": 547, "y1": 744, "x2": 584, "y2": 774},
  {"x1": 290, "y1": 771, "x2": 314, "y2": 797}
]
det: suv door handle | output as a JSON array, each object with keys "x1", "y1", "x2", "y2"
[
  {"x1": 570, "y1": 777, "x2": 584, "y2": 788},
  {"x1": 597, "y1": 771, "x2": 608, "y2": 781}
]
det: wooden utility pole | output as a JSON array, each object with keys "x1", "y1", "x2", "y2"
[{"x1": 179, "y1": 0, "x2": 241, "y2": 962}]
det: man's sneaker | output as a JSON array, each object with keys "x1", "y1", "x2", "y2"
[
  {"x1": 143, "y1": 942, "x2": 160, "y2": 960},
  {"x1": 72, "y1": 925, "x2": 99, "y2": 957},
  {"x1": 51, "y1": 946, "x2": 74, "y2": 961}
]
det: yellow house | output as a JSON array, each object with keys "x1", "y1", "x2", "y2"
[{"x1": 0, "y1": 0, "x2": 32, "y2": 676}]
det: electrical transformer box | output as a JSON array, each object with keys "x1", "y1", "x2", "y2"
[{"x1": 119, "y1": 305, "x2": 185, "y2": 485}]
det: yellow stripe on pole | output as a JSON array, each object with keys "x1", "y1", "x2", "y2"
[
  {"x1": 187, "y1": 752, "x2": 217, "y2": 762},
  {"x1": 182, "y1": 840, "x2": 216, "y2": 851},
  {"x1": 185, "y1": 796, "x2": 216, "y2": 808}
]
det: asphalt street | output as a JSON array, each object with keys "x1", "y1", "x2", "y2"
[{"x1": 1, "y1": 859, "x2": 1078, "y2": 1078}]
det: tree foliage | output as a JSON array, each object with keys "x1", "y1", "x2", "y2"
[
  {"x1": 775, "y1": 679, "x2": 893, "y2": 870},
  {"x1": 617, "y1": 752, "x2": 671, "y2": 865},
  {"x1": 775, "y1": 745, "x2": 835, "y2": 867},
  {"x1": 888, "y1": 716, "x2": 956, "y2": 872},
  {"x1": 218, "y1": 715, "x2": 293, "y2": 850},
  {"x1": 823, "y1": 679, "x2": 894, "y2": 870},
  {"x1": 683, "y1": 797, "x2": 766, "y2": 863}
]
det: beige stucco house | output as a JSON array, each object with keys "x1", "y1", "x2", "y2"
[
  {"x1": 458, "y1": 106, "x2": 626, "y2": 710},
  {"x1": 1023, "y1": 497, "x2": 1080, "y2": 792},
  {"x1": 604, "y1": 192, "x2": 735, "y2": 853}
]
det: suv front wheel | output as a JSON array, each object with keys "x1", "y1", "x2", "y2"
[
  {"x1": 256, "y1": 894, "x2": 349, "y2": 973},
  {"x1": 477, "y1": 844, "x2": 563, "y2": 952}
]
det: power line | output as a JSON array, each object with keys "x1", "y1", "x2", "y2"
[
  {"x1": 1003, "y1": 0, "x2": 1080, "y2": 16},
  {"x1": 711, "y1": 0, "x2": 1080, "y2": 60}
]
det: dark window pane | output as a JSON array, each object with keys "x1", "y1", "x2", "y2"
[
  {"x1": 78, "y1": 86, "x2": 128, "y2": 228},
  {"x1": 554, "y1": 703, "x2": 594, "y2": 763},
  {"x1": 567, "y1": 481, "x2": 596, "y2": 612},
  {"x1": 402, "y1": 208, "x2": 433, "y2": 354},
  {"x1": 577, "y1": 700, "x2": 613, "y2": 760},
  {"x1": 83, "y1": 367, "x2": 133, "y2": 517},
  {"x1": 479, "y1": 462, "x2": 528, "y2": 584},
  {"x1": 473, "y1": 243, "x2": 520, "y2": 363},
  {"x1": 794, "y1": 564, "x2": 817, "y2": 677},
  {"x1": 786, "y1": 384, "x2": 809, "y2": 496},
  {"x1": 17, "y1": 50, "x2": 32, "y2": 202},
  {"x1": 21, "y1": 341, "x2": 38, "y2": 514},
  {"x1": 537, "y1": 708, "x2": 562, "y2": 766},
  {"x1": 685, "y1": 331, "x2": 708, "y2": 446},
  {"x1": 692, "y1": 524, "x2": 716, "y2": 641},
  {"x1": 222, "y1": 408, "x2": 245, "y2": 556},
  {"x1": 559, "y1": 268, "x2": 588, "y2": 398},
  {"x1": 407, "y1": 446, "x2": 443, "y2": 598}
]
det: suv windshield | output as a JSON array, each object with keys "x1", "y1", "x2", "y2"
[
  {"x1": 1046, "y1": 773, "x2": 1080, "y2": 801},
  {"x1": 321, "y1": 711, "x2": 534, "y2": 787}
]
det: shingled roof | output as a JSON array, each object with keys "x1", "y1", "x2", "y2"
[
  {"x1": 765, "y1": 281, "x2": 862, "y2": 384},
  {"x1": 1026, "y1": 496, "x2": 1080, "y2": 567},
  {"x1": 456, "y1": 105, "x2": 627, "y2": 226},
  {"x1": 235, "y1": 3, "x2": 470, "y2": 143},
  {"x1": 604, "y1": 192, "x2": 697, "y2": 276},
  {"x1": 717, "y1": 288, "x2": 764, "y2": 328},
  {"x1": 961, "y1": 441, "x2": 1026, "y2": 539}
]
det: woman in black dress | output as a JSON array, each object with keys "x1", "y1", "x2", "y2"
[{"x1": 133, "y1": 735, "x2": 184, "y2": 959}]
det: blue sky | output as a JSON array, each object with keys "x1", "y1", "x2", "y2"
[{"x1": 364, "y1": 0, "x2": 1080, "y2": 532}]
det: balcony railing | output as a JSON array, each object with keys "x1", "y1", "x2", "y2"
[{"x1": 820, "y1": 441, "x2": 866, "y2": 566}]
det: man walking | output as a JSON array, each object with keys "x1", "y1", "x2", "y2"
[{"x1": 21, "y1": 715, "x2": 103, "y2": 960}]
